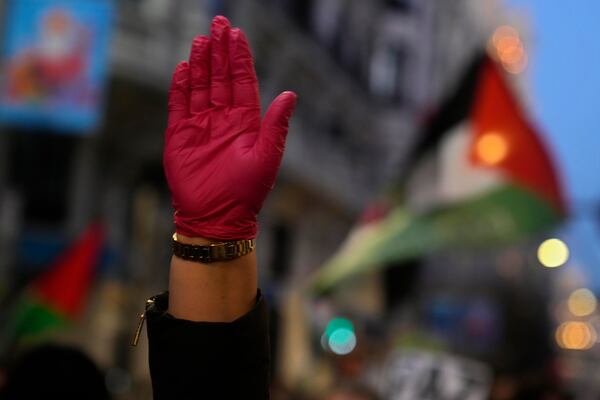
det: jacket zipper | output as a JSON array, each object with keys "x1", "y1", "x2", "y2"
[{"x1": 131, "y1": 297, "x2": 156, "y2": 347}]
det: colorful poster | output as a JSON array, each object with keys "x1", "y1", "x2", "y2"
[{"x1": 0, "y1": 0, "x2": 113, "y2": 133}]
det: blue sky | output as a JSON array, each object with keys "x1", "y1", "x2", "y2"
[
  {"x1": 505, "y1": 1, "x2": 600, "y2": 286},
  {"x1": 506, "y1": 0, "x2": 600, "y2": 203}
]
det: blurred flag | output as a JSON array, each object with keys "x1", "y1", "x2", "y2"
[
  {"x1": 4, "y1": 224, "x2": 104, "y2": 345},
  {"x1": 0, "y1": 0, "x2": 114, "y2": 133},
  {"x1": 312, "y1": 54, "x2": 567, "y2": 292}
]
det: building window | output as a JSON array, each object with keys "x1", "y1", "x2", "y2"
[
  {"x1": 384, "y1": 0, "x2": 413, "y2": 13},
  {"x1": 369, "y1": 43, "x2": 407, "y2": 104}
]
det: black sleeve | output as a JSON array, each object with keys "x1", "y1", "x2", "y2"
[{"x1": 146, "y1": 290, "x2": 270, "y2": 399}]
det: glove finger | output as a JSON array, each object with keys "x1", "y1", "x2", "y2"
[
  {"x1": 167, "y1": 61, "x2": 190, "y2": 130},
  {"x1": 210, "y1": 15, "x2": 231, "y2": 108},
  {"x1": 229, "y1": 28, "x2": 260, "y2": 109},
  {"x1": 189, "y1": 35, "x2": 210, "y2": 113},
  {"x1": 256, "y1": 91, "x2": 297, "y2": 166}
]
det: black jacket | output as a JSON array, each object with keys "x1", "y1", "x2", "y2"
[{"x1": 146, "y1": 291, "x2": 270, "y2": 399}]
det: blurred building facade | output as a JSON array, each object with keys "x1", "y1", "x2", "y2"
[{"x1": 0, "y1": 0, "x2": 578, "y2": 399}]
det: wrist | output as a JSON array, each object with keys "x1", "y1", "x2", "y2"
[
  {"x1": 168, "y1": 248, "x2": 258, "y2": 322},
  {"x1": 168, "y1": 232, "x2": 258, "y2": 321}
]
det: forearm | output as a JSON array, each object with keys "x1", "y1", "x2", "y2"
[
  {"x1": 149, "y1": 237, "x2": 268, "y2": 400},
  {"x1": 167, "y1": 234, "x2": 258, "y2": 322}
]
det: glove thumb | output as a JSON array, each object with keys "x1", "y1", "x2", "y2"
[{"x1": 256, "y1": 91, "x2": 297, "y2": 164}]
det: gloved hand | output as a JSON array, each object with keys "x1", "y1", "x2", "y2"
[{"x1": 164, "y1": 16, "x2": 297, "y2": 240}]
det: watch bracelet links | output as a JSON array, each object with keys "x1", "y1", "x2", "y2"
[{"x1": 172, "y1": 233, "x2": 255, "y2": 263}]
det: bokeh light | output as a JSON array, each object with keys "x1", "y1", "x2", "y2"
[
  {"x1": 492, "y1": 25, "x2": 519, "y2": 47},
  {"x1": 328, "y1": 328, "x2": 356, "y2": 355},
  {"x1": 324, "y1": 318, "x2": 356, "y2": 356},
  {"x1": 537, "y1": 238, "x2": 569, "y2": 268},
  {"x1": 555, "y1": 321, "x2": 597, "y2": 350},
  {"x1": 567, "y1": 288, "x2": 597, "y2": 317},
  {"x1": 475, "y1": 132, "x2": 509, "y2": 166},
  {"x1": 503, "y1": 52, "x2": 528, "y2": 75},
  {"x1": 496, "y1": 36, "x2": 522, "y2": 61},
  {"x1": 489, "y1": 25, "x2": 528, "y2": 74}
]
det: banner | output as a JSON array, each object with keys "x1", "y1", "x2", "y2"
[{"x1": 0, "y1": 0, "x2": 114, "y2": 133}]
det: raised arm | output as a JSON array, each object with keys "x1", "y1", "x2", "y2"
[{"x1": 146, "y1": 15, "x2": 296, "y2": 399}]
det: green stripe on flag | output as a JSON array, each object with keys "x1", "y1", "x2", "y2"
[
  {"x1": 9, "y1": 296, "x2": 69, "y2": 341},
  {"x1": 312, "y1": 185, "x2": 560, "y2": 292}
]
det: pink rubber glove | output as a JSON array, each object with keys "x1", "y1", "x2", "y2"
[{"x1": 164, "y1": 16, "x2": 297, "y2": 240}]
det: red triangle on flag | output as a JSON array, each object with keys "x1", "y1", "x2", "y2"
[
  {"x1": 32, "y1": 224, "x2": 104, "y2": 319},
  {"x1": 469, "y1": 59, "x2": 567, "y2": 215}
]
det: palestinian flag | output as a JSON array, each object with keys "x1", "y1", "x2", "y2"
[
  {"x1": 5, "y1": 224, "x2": 104, "y2": 344},
  {"x1": 312, "y1": 54, "x2": 567, "y2": 292}
]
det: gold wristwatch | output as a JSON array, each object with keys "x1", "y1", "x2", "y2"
[{"x1": 171, "y1": 233, "x2": 255, "y2": 263}]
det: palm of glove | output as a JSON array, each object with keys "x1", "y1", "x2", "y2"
[{"x1": 164, "y1": 16, "x2": 296, "y2": 240}]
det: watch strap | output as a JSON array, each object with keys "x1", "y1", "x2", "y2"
[{"x1": 172, "y1": 234, "x2": 255, "y2": 263}]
